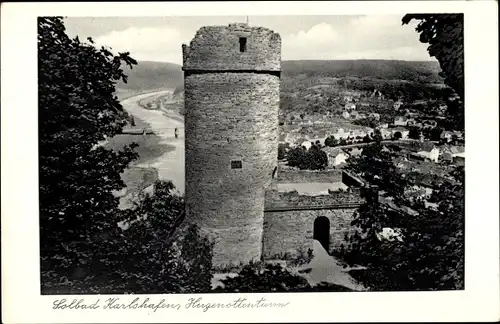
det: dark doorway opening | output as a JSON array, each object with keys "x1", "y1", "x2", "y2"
[{"x1": 313, "y1": 216, "x2": 330, "y2": 252}]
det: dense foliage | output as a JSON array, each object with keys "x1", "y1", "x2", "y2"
[
  {"x1": 282, "y1": 60, "x2": 441, "y2": 84},
  {"x1": 340, "y1": 131, "x2": 464, "y2": 290},
  {"x1": 278, "y1": 143, "x2": 290, "y2": 160},
  {"x1": 408, "y1": 127, "x2": 421, "y2": 140},
  {"x1": 345, "y1": 130, "x2": 407, "y2": 199},
  {"x1": 287, "y1": 143, "x2": 328, "y2": 170},
  {"x1": 403, "y1": 14, "x2": 464, "y2": 130},
  {"x1": 214, "y1": 263, "x2": 352, "y2": 293},
  {"x1": 324, "y1": 136, "x2": 338, "y2": 147},
  {"x1": 39, "y1": 17, "x2": 213, "y2": 294},
  {"x1": 402, "y1": 14, "x2": 464, "y2": 101},
  {"x1": 38, "y1": 16, "x2": 138, "y2": 276}
]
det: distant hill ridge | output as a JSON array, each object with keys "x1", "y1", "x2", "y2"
[
  {"x1": 282, "y1": 60, "x2": 441, "y2": 82},
  {"x1": 117, "y1": 59, "x2": 442, "y2": 93},
  {"x1": 116, "y1": 61, "x2": 183, "y2": 93}
]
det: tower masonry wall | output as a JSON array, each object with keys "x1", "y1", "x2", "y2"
[
  {"x1": 183, "y1": 23, "x2": 281, "y2": 71},
  {"x1": 183, "y1": 23, "x2": 281, "y2": 266}
]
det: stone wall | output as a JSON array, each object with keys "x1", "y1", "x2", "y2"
[
  {"x1": 341, "y1": 170, "x2": 366, "y2": 188},
  {"x1": 183, "y1": 23, "x2": 281, "y2": 72},
  {"x1": 262, "y1": 188, "x2": 364, "y2": 260},
  {"x1": 183, "y1": 23, "x2": 281, "y2": 267},
  {"x1": 276, "y1": 169, "x2": 342, "y2": 183},
  {"x1": 264, "y1": 189, "x2": 364, "y2": 210},
  {"x1": 262, "y1": 208, "x2": 358, "y2": 259}
]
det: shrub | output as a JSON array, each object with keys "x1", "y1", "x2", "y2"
[
  {"x1": 325, "y1": 135, "x2": 338, "y2": 147},
  {"x1": 214, "y1": 262, "x2": 353, "y2": 293},
  {"x1": 287, "y1": 144, "x2": 328, "y2": 170},
  {"x1": 278, "y1": 143, "x2": 289, "y2": 160}
]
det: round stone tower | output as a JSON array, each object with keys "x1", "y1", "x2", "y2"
[{"x1": 182, "y1": 23, "x2": 281, "y2": 266}]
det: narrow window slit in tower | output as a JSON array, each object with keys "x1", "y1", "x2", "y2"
[
  {"x1": 231, "y1": 160, "x2": 242, "y2": 169},
  {"x1": 239, "y1": 37, "x2": 247, "y2": 52}
]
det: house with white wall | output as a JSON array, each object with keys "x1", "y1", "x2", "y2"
[
  {"x1": 322, "y1": 147, "x2": 349, "y2": 168},
  {"x1": 417, "y1": 147, "x2": 440, "y2": 163},
  {"x1": 393, "y1": 100, "x2": 404, "y2": 110},
  {"x1": 394, "y1": 116, "x2": 408, "y2": 126},
  {"x1": 344, "y1": 103, "x2": 356, "y2": 111}
]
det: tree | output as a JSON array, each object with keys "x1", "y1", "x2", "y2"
[
  {"x1": 402, "y1": 14, "x2": 464, "y2": 130},
  {"x1": 287, "y1": 144, "x2": 328, "y2": 171},
  {"x1": 308, "y1": 144, "x2": 328, "y2": 170},
  {"x1": 324, "y1": 135, "x2": 338, "y2": 147},
  {"x1": 340, "y1": 127, "x2": 464, "y2": 290},
  {"x1": 345, "y1": 130, "x2": 407, "y2": 199},
  {"x1": 215, "y1": 263, "x2": 352, "y2": 293},
  {"x1": 38, "y1": 17, "x2": 139, "y2": 278},
  {"x1": 41, "y1": 180, "x2": 214, "y2": 294},
  {"x1": 362, "y1": 134, "x2": 372, "y2": 143},
  {"x1": 408, "y1": 127, "x2": 421, "y2": 140},
  {"x1": 38, "y1": 17, "x2": 214, "y2": 295},
  {"x1": 129, "y1": 115, "x2": 136, "y2": 127},
  {"x1": 278, "y1": 143, "x2": 289, "y2": 160},
  {"x1": 110, "y1": 181, "x2": 213, "y2": 294},
  {"x1": 429, "y1": 127, "x2": 444, "y2": 141}
]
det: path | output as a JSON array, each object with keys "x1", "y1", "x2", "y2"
[
  {"x1": 293, "y1": 240, "x2": 367, "y2": 291},
  {"x1": 120, "y1": 90, "x2": 185, "y2": 194}
]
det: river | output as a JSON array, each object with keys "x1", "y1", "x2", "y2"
[{"x1": 120, "y1": 90, "x2": 185, "y2": 194}]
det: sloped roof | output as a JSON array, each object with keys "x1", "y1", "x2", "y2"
[
  {"x1": 420, "y1": 141, "x2": 435, "y2": 152},
  {"x1": 349, "y1": 148, "x2": 364, "y2": 157},
  {"x1": 322, "y1": 147, "x2": 344, "y2": 156}
]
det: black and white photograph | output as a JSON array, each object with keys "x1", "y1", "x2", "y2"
[
  {"x1": 38, "y1": 13, "x2": 466, "y2": 294},
  {"x1": 2, "y1": 1, "x2": 499, "y2": 323}
]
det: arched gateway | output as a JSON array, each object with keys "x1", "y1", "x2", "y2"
[{"x1": 313, "y1": 216, "x2": 330, "y2": 251}]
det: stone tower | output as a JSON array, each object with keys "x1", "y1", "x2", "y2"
[{"x1": 182, "y1": 23, "x2": 281, "y2": 266}]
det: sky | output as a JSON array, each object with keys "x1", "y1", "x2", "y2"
[{"x1": 63, "y1": 16, "x2": 434, "y2": 65}]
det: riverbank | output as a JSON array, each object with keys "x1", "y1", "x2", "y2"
[{"x1": 119, "y1": 90, "x2": 186, "y2": 195}]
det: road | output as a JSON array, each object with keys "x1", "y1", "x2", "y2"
[{"x1": 120, "y1": 90, "x2": 185, "y2": 194}]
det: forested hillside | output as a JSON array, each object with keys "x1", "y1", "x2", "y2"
[
  {"x1": 281, "y1": 60, "x2": 441, "y2": 83},
  {"x1": 123, "y1": 59, "x2": 443, "y2": 96},
  {"x1": 116, "y1": 61, "x2": 184, "y2": 93}
]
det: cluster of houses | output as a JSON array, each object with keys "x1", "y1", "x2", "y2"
[
  {"x1": 319, "y1": 138, "x2": 465, "y2": 171},
  {"x1": 393, "y1": 115, "x2": 439, "y2": 129},
  {"x1": 321, "y1": 146, "x2": 364, "y2": 168},
  {"x1": 375, "y1": 124, "x2": 411, "y2": 140},
  {"x1": 440, "y1": 130, "x2": 465, "y2": 143},
  {"x1": 342, "y1": 110, "x2": 381, "y2": 121},
  {"x1": 400, "y1": 141, "x2": 465, "y2": 165}
]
